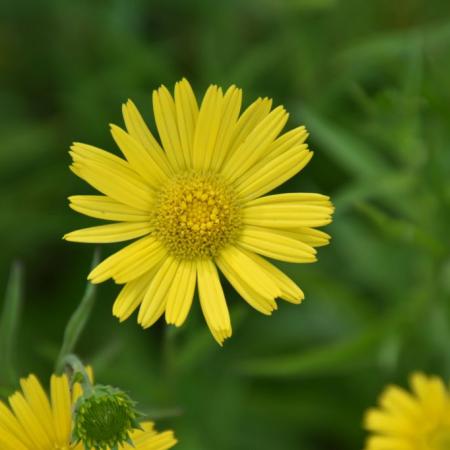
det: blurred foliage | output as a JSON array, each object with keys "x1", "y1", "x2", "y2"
[
  {"x1": 1, "y1": 0, "x2": 450, "y2": 449},
  {"x1": 0, "y1": 262, "x2": 23, "y2": 389}
]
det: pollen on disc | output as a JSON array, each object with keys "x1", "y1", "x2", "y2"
[{"x1": 152, "y1": 172, "x2": 242, "y2": 259}]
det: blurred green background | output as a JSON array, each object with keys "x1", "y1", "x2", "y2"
[{"x1": 1, "y1": 0, "x2": 450, "y2": 448}]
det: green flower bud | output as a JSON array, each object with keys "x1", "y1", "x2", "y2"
[{"x1": 72, "y1": 384, "x2": 141, "y2": 450}]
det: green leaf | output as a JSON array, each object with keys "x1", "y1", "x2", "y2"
[
  {"x1": 55, "y1": 251, "x2": 100, "y2": 373},
  {"x1": 237, "y1": 326, "x2": 383, "y2": 378},
  {"x1": 334, "y1": 171, "x2": 417, "y2": 212},
  {"x1": 297, "y1": 106, "x2": 389, "y2": 178},
  {"x1": 337, "y1": 20, "x2": 450, "y2": 66},
  {"x1": 237, "y1": 283, "x2": 427, "y2": 378},
  {"x1": 356, "y1": 202, "x2": 443, "y2": 256},
  {"x1": 142, "y1": 406, "x2": 183, "y2": 421},
  {"x1": 0, "y1": 262, "x2": 24, "y2": 385}
]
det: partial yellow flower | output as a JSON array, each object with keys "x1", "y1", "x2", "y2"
[
  {"x1": 0, "y1": 371, "x2": 177, "y2": 450},
  {"x1": 364, "y1": 372, "x2": 450, "y2": 450},
  {"x1": 64, "y1": 79, "x2": 334, "y2": 344}
]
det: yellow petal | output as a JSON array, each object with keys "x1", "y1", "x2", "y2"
[
  {"x1": 261, "y1": 125, "x2": 308, "y2": 163},
  {"x1": 0, "y1": 429, "x2": 27, "y2": 450},
  {"x1": 69, "y1": 195, "x2": 150, "y2": 222},
  {"x1": 70, "y1": 152, "x2": 153, "y2": 211},
  {"x1": 216, "y1": 248, "x2": 277, "y2": 315},
  {"x1": 245, "y1": 192, "x2": 332, "y2": 207},
  {"x1": 378, "y1": 385, "x2": 421, "y2": 419},
  {"x1": 0, "y1": 400, "x2": 33, "y2": 449},
  {"x1": 242, "y1": 202, "x2": 333, "y2": 228},
  {"x1": 222, "y1": 105, "x2": 288, "y2": 182},
  {"x1": 222, "y1": 97, "x2": 272, "y2": 168},
  {"x1": 133, "y1": 421, "x2": 156, "y2": 436},
  {"x1": 0, "y1": 427, "x2": 28, "y2": 450},
  {"x1": 235, "y1": 145, "x2": 313, "y2": 201},
  {"x1": 364, "y1": 408, "x2": 412, "y2": 434},
  {"x1": 70, "y1": 142, "x2": 131, "y2": 170},
  {"x1": 244, "y1": 195, "x2": 333, "y2": 245},
  {"x1": 19, "y1": 375, "x2": 55, "y2": 443},
  {"x1": 192, "y1": 85, "x2": 224, "y2": 171},
  {"x1": 174, "y1": 78, "x2": 199, "y2": 168},
  {"x1": 239, "y1": 225, "x2": 317, "y2": 263},
  {"x1": 217, "y1": 246, "x2": 281, "y2": 299},
  {"x1": 209, "y1": 85, "x2": 242, "y2": 170},
  {"x1": 243, "y1": 250, "x2": 304, "y2": 303},
  {"x1": 8, "y1": 391, "x2": 51, "y2": 449},
  {"x1": 364, "y1": 436, "x2": 412, "y2": 450},
  {"x1": 165, "y1": 260, "x2": 197, "y2": 326},
  {"x1": 113, "y1": 269, "x2": 156, "y2": 322},
  {"x1": 88, "y1": 235, "x2": 166, "y2": 284},
  {"x1": 64, "y1": 222, "x2": 151, "y2": 244},
  {"x1": 273, "y1": 227, "x2": 331, "y2": 248},
  {"x1": 50, "y1": 375, "x2": 71, "y2": 447},
  {"x1": 196, "y1": 259, "x2": 231, "y2": 345},
  {"x1": 129, "y1": 425, "x2": 177, "y2": 449},
  {"x1": 110, "y1": 125, "x2": 170, "y2": 188},
  {"x1": 122, "y1": 99, "x2": 172, "y2": 176},
  {"x1": 410, "y1": 372, "x2": 448, "y2": 418},
  {"x1": 152, "y1": 85, "x2": 185, "y2": 170},
  {"x1": 138, "y1": 257, "x2": 179, "y2": 328}
]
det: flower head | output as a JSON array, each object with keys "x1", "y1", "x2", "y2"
[
  {"x1": 364, "y1": 372, "x2": 450, "y2": 450},
  {"x1": 0, "y1": 371, "x2": 177, "y2": 450},
  {"x1": 72, "y1": 384, "x2": 140, "y2": 450},
  {"x1": 64, "y1": 79, "x2": 334, "y2": 344}
]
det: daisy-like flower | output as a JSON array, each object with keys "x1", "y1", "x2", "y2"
[
  {"x1": 364, "y1": 372, "x2": 450, "y2": 450},
  {"x1": 64, "y1": 79, "x2": 334, "y2": 344},
  {"x1": 0, "y1": 370, "x2": 177, "y2": 450}
]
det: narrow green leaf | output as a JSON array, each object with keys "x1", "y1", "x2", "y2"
[
  {"x1": 337, "y1": 20, "x2": 450, "y2": 66},
  {"x1": 334, "y1": 172, "x2": 416, "y2": 212},
  {"x1": 356, "y1": 202, "x2": 443, "y2": 256},
  {"x1": 142, "y1": 406, "x2": 184, "y2": 420},
  {"x1": 55, "y1": 251, "x2": 100, "y2": 373},
  {"x1": 0, "y1": 262, "x2": 24, "y2": 385},
  {"x1": 337, "y1": 29, "x2": 421, "y2": 65},
  {"x1": 238, "y1": 288, "x2": 426, "y2": 378},
  {"x1": 298, "y1": 106, "x2": 389, "y2": 178},
  {"x1": 237, "y1": 326, "x2": 382, "y2": 378}
]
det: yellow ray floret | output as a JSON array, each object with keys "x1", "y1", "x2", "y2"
[
  {"x1": 64, "y1": 78, "x2": 334, "y2": 344},
  {"x1": 364, "y1": 372, "x2": 450, "y2": 450},
  {"x1": 0, "y1": 371, "x2": 177, "y2": 450}
]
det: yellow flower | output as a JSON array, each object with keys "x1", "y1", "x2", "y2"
[
  {"x1": 364, "y1": 372, "x2": 450, "y2": 450},
  {"x1": 64, "y1": 79, "x2": 334, "y2": 344},
  {"x1": 0, "y1": 371, "x2": 177, "y2": 450}
]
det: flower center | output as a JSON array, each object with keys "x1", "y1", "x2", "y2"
[
  {"x1": 428, "y1": 426, "x2": 450, "y2": 450},
  {"x1": 152, "y1": 172, "x2": 242, "y2": 259}
]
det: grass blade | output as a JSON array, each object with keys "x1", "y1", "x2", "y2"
[
  {"x1": 298, "y1": 106, "x2": 389, "y2": 178},
  {"x1": 55, "y1": 251, "x2": 100, "y2": 373},
  {"x1": 0, "y1": 262, "x2": 24, "y2": 385}
]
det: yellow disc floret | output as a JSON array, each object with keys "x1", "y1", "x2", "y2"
[{"x1": 152, "y1": 172, "x2": 242, "y2": 259}]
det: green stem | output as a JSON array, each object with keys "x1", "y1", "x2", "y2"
[
  {"x1": 63, "y1": 353, "x2": 93, "y2": 394},
  {"x1": 55, "y1": 250, "x2": 100, "y2": 373}
]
